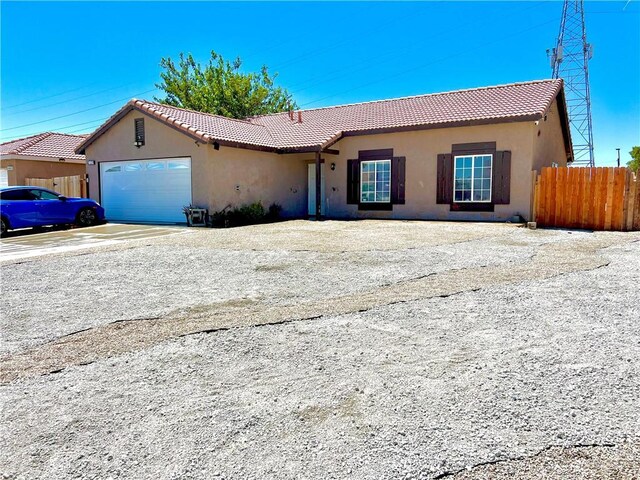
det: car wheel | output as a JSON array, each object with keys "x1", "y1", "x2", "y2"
[
  {"x1": 76, "y1": 208, "x2": 97, "y2": 227},
  {"x1": 0, "y1": 217, "x2": 7, "y2": 236}
]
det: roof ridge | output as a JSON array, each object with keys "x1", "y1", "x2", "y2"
[
  {"x1": 255, "y1": 79, "x2": 561, "y2": 118},
  {"x1": 46, "y1": 132, "x2": 89, "y2": 139},
  {"x1": 134, "y1": 99, "x2": 265, "y2": 127}
]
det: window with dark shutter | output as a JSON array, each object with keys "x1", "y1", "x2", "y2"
[
  {"x1": 347, "y1": 149, "x2": 405, "y2": 209},
  {"x1": 134, "y1": 118, "x2": 145, "y2": 147},
  {"x1": 438, "y1": 142, "x2": 511, "y2": 210}
]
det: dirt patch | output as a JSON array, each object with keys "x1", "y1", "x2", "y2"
[
  {"x1": 0, "y1": 235, "x2": 623, "y2": 384},
  {"x1": 445, "y1": 443, "x2": 640, "y2": 479}
]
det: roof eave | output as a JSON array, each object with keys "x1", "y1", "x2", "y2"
[
  {"x1": 339, "y1": 115, "x2": 542, "y2": 140},
  {"x1": 553, "y1": 82, "x2": 575, "y2": 163},
  {"x1": 276, "y1": 116, "x2": 547, "y2": 154},
  {"x1": 1, "y1": 153, "x2": 85, "y2": 163}
]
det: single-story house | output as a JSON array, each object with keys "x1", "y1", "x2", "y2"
[
  {"x1": 76, "y1": 79, "x2": 572, "y2": 224},
  {"x1": 0, "y1": 132, "x2": 87, "y2": 188}
]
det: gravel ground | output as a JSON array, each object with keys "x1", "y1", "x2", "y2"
[
  {"x1": 1, "y1": 220, "x2": 639, "y2": 479},
  {"x1": 1, "y1": 220, "x2": 531, "y2": 356}
]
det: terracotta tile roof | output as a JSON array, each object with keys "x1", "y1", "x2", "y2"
[
  {"x1": 253, "y1": 79, "x2": 564, "y2": 149},
  {"x1": 77, "y1": 79, "x2": 565, "y2": 154},
  {"x1": 1, "y1": 132, "x2": 87, "y2": 160}
]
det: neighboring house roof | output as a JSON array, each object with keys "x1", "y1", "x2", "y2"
[
  {"x1": 1, "y1": 132, "x2": 87, "y2": 160},
  {"x1": 76, "y1": 79, "x2": 572, "y2": 158}
]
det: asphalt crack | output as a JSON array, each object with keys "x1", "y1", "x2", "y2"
[
  {"x1": 0, "y1": 235, "x2": 629, "y2": 384},
  {"x1": 433, "y1": 442, "x2": 618, "y2": 479}
]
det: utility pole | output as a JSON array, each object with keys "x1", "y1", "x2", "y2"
[
  {"x1": 547, "y1": 0, "x2": 595, "y2": 167},
  {"x1": 616, "y1": 148, "x2": 620, "y2": 167}
]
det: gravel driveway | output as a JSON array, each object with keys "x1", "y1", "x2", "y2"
[{"x1": 1, "y1": 220, "x2": 639, "y2": 479}]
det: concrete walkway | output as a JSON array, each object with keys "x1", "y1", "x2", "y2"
[{"x1": 0, "y1": 223, "x2": 187, "y2": 261}]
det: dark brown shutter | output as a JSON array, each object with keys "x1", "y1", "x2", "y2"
[
  {"x1": 358, "y1": 149, "x2": 394, "y2": 160},
  {"x1": 492, "y1": 150, "x2": 511, "y2": 204},
  {"x1": 452, "y1": 142, "x2": 496, "y2": 154},
  {"x1": 391, "y1": 156, "x2": 406, "y2": 204},
  {"x1": 436, "y1": 153, "x2": 453, "y2": 204},
  {"x1": 347, "y1": 159, "x2": 360, "y2": 204}
]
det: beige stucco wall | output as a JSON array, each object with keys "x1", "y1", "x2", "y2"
[
  {"x1": 84, "y1": 110, "x2": 309, "y2": 218},
  {"x1": 325, "y1": 121, "x2": 538, "y2": 221},
  {"x1": 532, "y1": 98, "x2": 569, "y2": 172},
  {"x1": 0, "y1": 157, "x2": 85, "y2": 186},
  {"x1": 84, "y1": 106, "x2": 570, "y2": 224},
  {"x1": 204, "y1": 147, "x2": 309, "y2": 217}
]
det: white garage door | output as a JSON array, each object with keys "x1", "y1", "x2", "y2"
[{"x1": 100, "y1": 158, "x2": 192, "y2": 224}]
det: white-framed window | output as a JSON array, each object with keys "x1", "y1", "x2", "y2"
[
  {"x1": 360, "y1": 159, "x2": 391, "y2": 203},
  {"x1": 168, "y1": 161, "x2": 190, "y2": 170},
  {"x1": 454, "y1": 154, "x2": 492, "y2": 202},
  {"x1": 124, "y1": 163, "x2": 143, "y2": 172},
  {"x1": 146, "y1": 162, "x2": 165, "y2": 170}
]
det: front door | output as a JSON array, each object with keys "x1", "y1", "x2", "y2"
[{"x1": 308, "y1": 163, "x2": 325, "y2": 216}]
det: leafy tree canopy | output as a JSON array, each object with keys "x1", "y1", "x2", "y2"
[
  {"x1": 628, "y1": 146, "x2": 640, "y2": 173},
  {"x1": 155, "y1": 50, "x2": 297, "y2": 119}
]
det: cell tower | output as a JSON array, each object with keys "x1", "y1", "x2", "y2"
[{"x1": 547, "y1": 0, "x2": 595, "y2": 166}]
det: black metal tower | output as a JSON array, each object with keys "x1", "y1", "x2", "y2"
[{"x1": 547, "y1": 0, "x2": 595, "y2": 166}]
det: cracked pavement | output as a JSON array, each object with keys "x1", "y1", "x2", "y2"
[{"x1": 1, "y1": 220, "x2": 639, "y2": 479}]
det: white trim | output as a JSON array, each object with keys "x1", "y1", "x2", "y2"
[
  {"x1": 453, "y1": 154, "x2": 493, "y2": 203},
  {"x1": 360, "y1": 159, "x2": 391, "y2": 203}
]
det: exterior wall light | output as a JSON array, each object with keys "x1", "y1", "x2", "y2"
[{"x1": 330, "y1": 162, "x2": 336, "y2": 171}]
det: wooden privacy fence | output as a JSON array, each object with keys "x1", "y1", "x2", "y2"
[
  {"x1": 533, "y1": 167, "x2": 639, "y2": 231},
  {"x1": 25, "y1": 175, "x2": 87, "y2": 198}
]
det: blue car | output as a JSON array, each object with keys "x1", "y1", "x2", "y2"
[{"x1": 0, "y1": 186, "x2": 105, "y2": 235}]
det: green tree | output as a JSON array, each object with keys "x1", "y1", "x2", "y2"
[
  {"x1": 628, "y1": 146, "x2": 640, "y2": 173},
  {"x1": 155, "y1": 51, "x2": 296, "y2": 119}
]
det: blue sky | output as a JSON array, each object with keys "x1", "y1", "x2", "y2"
[{"x1": 1, "y1": 1, "x2": 638, "y2": 165}]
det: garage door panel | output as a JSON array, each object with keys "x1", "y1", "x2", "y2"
[{"x1": 100, "y1": 158, "x2": 192, "y2": 224}]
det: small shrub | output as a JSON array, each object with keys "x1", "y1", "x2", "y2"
[
  {"x1": 209, "y1": 205, "x2": 231, "y2": 227},
  {"x1": 209, "y1": 201, "x2": 282, "y2": 228},
  {"x1": 266, "y1": 203, "x2": 283, "y2": 221}
]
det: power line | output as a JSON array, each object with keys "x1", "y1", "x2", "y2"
[
  {"x1": 0, "y1": 88, "x2": 158, "y2": 133},
  {"x1": 0, "y1": 116, "x2": 111, "y2": 142},
  {"x1": 1, "y1": 83, "x2": 100, "y2": 110},
  {"x1": 269, "y1": 7, "x2": 424, "y2": 73},
  {"x1": 299, "y1": 17, "x2": 559, "y2": 108},
  {"x1": 4, "y1": 82, "x2": 142, "y2": 115},
  {"x1": 66, "y1": 121, "x2": 109, "y2": 135},
  {"x1": 287, "y1": 1, "x2": 544, "y2": 97}
]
